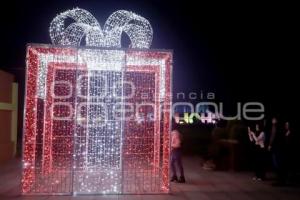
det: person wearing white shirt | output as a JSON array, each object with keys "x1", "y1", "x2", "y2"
[{"x1": 248, "y1": 123, "x2": 266, "y2": 181}]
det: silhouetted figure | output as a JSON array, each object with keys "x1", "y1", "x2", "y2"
[
  {"x1": 170, "y1": 129, "x2": 185, "y2": 183},
  {"x1": 283, "y1": 121, "x2": 295, "y2": 185},
  {"x1": 248, "y1": 123, "x2": 266, "y2": 180},
  {"x1": 268, "y1": 117, "x2": 285, "y2": 186}
]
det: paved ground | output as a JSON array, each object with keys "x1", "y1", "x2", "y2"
[{"x1": 1, "y1": 157, "x2": 300, "y2": 200}]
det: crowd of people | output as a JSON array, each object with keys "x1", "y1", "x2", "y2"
[
  {"x1": 248, "y1": 117, "x2": 297, "y2": 186},
  {"x1": 170, "y1": 116, "x2": 298, "y2": 186}
]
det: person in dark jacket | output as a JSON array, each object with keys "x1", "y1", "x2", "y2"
[
  {"x1": 283, "y1": 121, "x2": 296, "y2": 185},
  {"x1": 268, "y1": 117, "x2": 285, "y2": 186}
]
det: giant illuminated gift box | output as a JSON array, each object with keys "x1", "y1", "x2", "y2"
[{"x1": 22, "y1": 8, "x2": 172, "y2": 195}]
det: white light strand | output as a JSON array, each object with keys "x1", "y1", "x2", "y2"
[
  {"x1": 49, "y1": 8, "x2": 153, "y2": 49},
  {"x1": 23, "y1": 45, "x2": 171, "y2": 194}
]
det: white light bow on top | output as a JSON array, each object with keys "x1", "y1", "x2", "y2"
[{"x1": 49, "y1": 8, "x2": 153, "y2": 49}]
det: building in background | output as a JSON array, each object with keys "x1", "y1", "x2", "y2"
[{"x1": 0, "y1": 70, "x2": 18, "y2": 164}]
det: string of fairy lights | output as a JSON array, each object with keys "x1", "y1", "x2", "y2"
[
  {"x1": 49, "y1": 8, "x2": 153, "y2": 48},
  {"x1": 22, "y1": 8, "x2": 171, "y2": 195}
]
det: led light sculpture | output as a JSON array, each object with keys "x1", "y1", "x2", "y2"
[{"x1": 22, "y1": 8, "x2": 172, "y2": 195}]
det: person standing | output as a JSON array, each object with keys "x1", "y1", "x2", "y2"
[
  {"x1": 248, "y1": 123, "x2": 266, "y2": 180},
  {"x1": 170, "y1": 129, "x2": 185, "y2": 183},
  {"x1": 268, "y1": 117, "x2": 285, "y2": 186},
  {"x1": 283, "y1": 121, "x2": 295, "y2": 185}
]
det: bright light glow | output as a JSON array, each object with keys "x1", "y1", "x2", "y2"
[
  {"x1": 22, "y1": 45, "x2": 172, "y2": 194},
  {"x1": 49, "y1": 8, "x2": 153, "y2": 48},
  {"x1": 23, "y1": 8, "x2": 170, "y2": 195}
]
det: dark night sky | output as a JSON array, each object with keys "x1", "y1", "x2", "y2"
[{"x1": 0, "y1": 0, "x2": 298, "y2": 120}]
